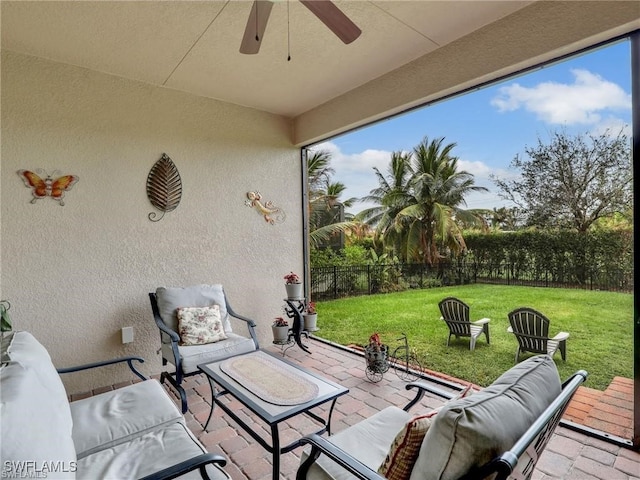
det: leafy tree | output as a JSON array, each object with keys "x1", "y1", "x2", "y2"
[
  {"x1": 360, "y1": 137, "x2": 488, "y2": 265},
  {"x1": 485, "y1": 206, "x2": 523, "y2": 230},
  {"x1": 491, "y1": 129, "x2": 632, "y2": 232}
]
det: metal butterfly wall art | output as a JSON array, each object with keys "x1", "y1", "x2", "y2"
[{"x1": 17, "y1": 169, "x2": 79, "y2": 206}]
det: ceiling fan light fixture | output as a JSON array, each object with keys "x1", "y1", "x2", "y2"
[{"x1": 239, "y1": 0, "x2": 361, "y2": 55}]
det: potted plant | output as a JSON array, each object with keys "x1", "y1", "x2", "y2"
[
  {"x1": 272, "y1": 316, "x2": 290, "y2": 344},
  {"x1": 364, "y1": 332, "x2": 388, "y2": 370},
  {"x1": 284, "y1": 271, "x2": 303, "y2": 299},
  {"x1": 0, "y1": 300, "x2": 12, "y2": 339},
  {"x1": 303, "y1": 301, "x2": 318, "y2": 332}
]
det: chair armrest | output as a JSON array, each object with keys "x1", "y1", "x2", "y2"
[
  {"x1": 552, "y1": 332, "x2": 570, "y2": 341},
  {"x1": 57, "y1": 356, "x2": 146, "y2": 381},
  {"x1": 227, "y1": 303, "x2": 259, "y2": 348},
  {"x1": 227, "y1": 306, "x2": 257, "y2": 328},
  {"x1": 157, "y1": 320, "x2": 180, "y2": 343},
  {"x1": 473, "y1": 318, "x2": 490, "y2": 325},
  {"x1": 296, "y1": 433, "x2": 386, "y2": 480},
  {"x1": 403, "y1": 381, "x2": 454, "y2": 410},
  {"x1": 138, "y1": 453, "x2": 227, "y2": 480}
]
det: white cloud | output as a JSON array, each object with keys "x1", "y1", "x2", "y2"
[
  {"x1": 457, "y1": 159, "x2": 493, "y2": 181},
  {"x1": 589, "y1": 116, "x2": 632, "y2": 137},
  {"x1": 491, "y1": 69, "x2": 631, "y2": 126}
]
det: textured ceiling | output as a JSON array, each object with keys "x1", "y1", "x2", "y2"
[{"x1": 1, "y1": 1, "x2": 535, "y2": 117}]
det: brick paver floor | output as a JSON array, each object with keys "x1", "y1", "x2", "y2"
[{"x1": 75, "y1": 337, "x2": 640, "y2": 479}]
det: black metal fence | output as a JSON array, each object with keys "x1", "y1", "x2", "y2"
[{"x1": 310, "y1": 261, "x2": 633, "y2": 300}]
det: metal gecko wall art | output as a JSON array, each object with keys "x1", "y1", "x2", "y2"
[
  {"x1": 245, "y1": 191, "x2": 285, "y2": 224},
  {"x1": 17, "y1": 169, "x2": 79, "y2": 205}
]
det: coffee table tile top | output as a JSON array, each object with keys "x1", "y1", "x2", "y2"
[{"x1": 219, "y1": 351, "x2": 319, "y2": 405}]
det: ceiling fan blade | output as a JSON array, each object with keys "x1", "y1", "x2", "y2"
[
  {"x1": 240, "y1": 0, "x2": 274, "y2": 54},
  {"x1": 299, "y1": 0, "x2": 361, "y2": 45}
]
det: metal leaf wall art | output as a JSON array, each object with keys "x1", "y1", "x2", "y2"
[{"x1": 146, "y1": 153, "x2": 182, "y2": 222}]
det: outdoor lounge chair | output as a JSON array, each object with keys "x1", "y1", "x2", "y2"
[
  {"x1": 438, "y1": 297, "x2": 490, "y2": 351},
  {"x1": 149, "y1": 284, "x2": 259, "y2": 413},
  {"x1": 508, "y1": 307, "x2": 570, "y2": 363}
]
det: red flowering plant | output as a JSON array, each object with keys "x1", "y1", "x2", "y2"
[
  {"x1": 305, "y1": 302, "x2": 316, "y2": 314},
  {"x1": 284, "y1": 272, "x2": 301, "y2": 284},
  {"x1": 273, "y1": 317, "x2": 289, "y2": 327},
  {"x1": 368, "y1": 332, "x2": 383, "y2": 352}
]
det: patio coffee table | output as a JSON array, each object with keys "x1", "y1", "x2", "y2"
[{"x1": 198, "y1": 350, "x2": 349, "y2": 479}]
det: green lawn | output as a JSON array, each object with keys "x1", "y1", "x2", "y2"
[{"x1": 314, "y1": 284, "x2": 633, "y2": 391}]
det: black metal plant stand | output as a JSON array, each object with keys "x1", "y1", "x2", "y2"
[{"x1": 274, "y1": 299, "x2": 311, "y2": 355}]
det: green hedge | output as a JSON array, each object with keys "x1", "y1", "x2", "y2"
[{"x1": 463, "y1": 229, "x2": 633, "y2": 290}]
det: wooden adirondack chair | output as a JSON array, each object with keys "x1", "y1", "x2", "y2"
[
  {"x1": 438, "y1": 297, "x2": 490, "y2": 351},
  {"x1": 508, "y1": 307, "x2": 570, "y2": 363}
]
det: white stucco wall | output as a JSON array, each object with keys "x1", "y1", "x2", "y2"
[{"x1": 1, "y1": 51, "x2": 303, "y2": 394}]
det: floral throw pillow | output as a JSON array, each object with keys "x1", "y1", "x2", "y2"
[
  {"x1": 377, "y1": 384, "x2": 478, "y2": 480},
  {"x1": 177, "y1": 305, "x2": 227, "y2": 346}
]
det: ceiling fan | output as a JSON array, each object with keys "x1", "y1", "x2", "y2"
[{"x1": 240, "y1": 0, "x2": 362, "y2": 54}]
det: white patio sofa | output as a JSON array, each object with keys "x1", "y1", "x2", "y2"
[
  {"x1": 297, "y1": 354, "x2": 587, "y2": 480},
  {"x1": 1, "y1": 330, "x2": 228, "y2": 479}
]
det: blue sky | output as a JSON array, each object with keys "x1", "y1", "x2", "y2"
[{"x1": 311, "y1": 39, "x2": 632, "y2": 213}]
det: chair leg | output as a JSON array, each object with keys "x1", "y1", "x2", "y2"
[
  {"x1": 161, "y1": 371, "x2": 188, "y2": 413},
  {"x1": 514, "y1": 347, "x2": 520, "y2": 363},
  {"x1": 483, "y1": 324, "x2": 490, "y2": 345},
  {"x1": 559, "y1": 340, "x2": 567, "y2": 361},
  {"x1": 470, "y1": 337, "x2": 476, "y2": 351}
]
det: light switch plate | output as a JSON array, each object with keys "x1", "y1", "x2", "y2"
[{"x1": 121, "y1": 326, "x2": 134, "y2": 344}]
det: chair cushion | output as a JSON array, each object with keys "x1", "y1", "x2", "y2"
[
  {"x1": 1, "y1": 332, "x2": 77, "y2": 479},
  {"x1": 178, "y1": 333, "x2": 258, "y2": 374},
  {"x1": 378, "y1": 384, "x2": 477, "y2": 480},
  {"x1": 302, "y1": 406, "x2": 411, "y2": 480},
  {"x1": 156, "y1": 284, "x2": 232, "y2": 333},
  {"x1": 410, "y1": 355, "x2": 561, "y2": 480},
  {"x1": 76, "y1": 422, "x2": 229, "y2": 480},
  {"x1": 70, "y1": 379, "x2": 183, "y2": 458},
  {"x1": 177, "y1": 305, "x2": 227, "y2": 345}
]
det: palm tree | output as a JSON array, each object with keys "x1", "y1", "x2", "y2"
[
  {"x1": 307, "y1": 149, "x2": 334, "y2": 199},
  {"x1": 356, "y1": 151, "x2": 413, "y2": 254},
  {"x1": 365, "y1": 137, "x2": 488, "y2": 265},
  {"x1": 305, "y1": 150, "x2": 360, "y2": 248}
]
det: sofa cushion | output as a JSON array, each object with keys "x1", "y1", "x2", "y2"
[
  {"x1": 156, "y1": 284, "x2": 232, "y2": 333},
  {"x1": 1, "y1": 361, "x2": 77, "y2": 479},
  {"x1": 411, "y1": 355, "x2": 562, "y2": 480},
  {"x1": 177, "y1": 333, "x2": 257, "y2": 374},
  {"x1": 76, "y1": 421, "x2": 229, "y2": 480},
  {"x1": 178, "y1": 305, "x2": 227, "y2": 345},
  {"x1": 302, "y1": 406, "x2": 411, "y2": 480},
  {"x1": 70, "y1": 379, "x2": 183, "y2": 458}
]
